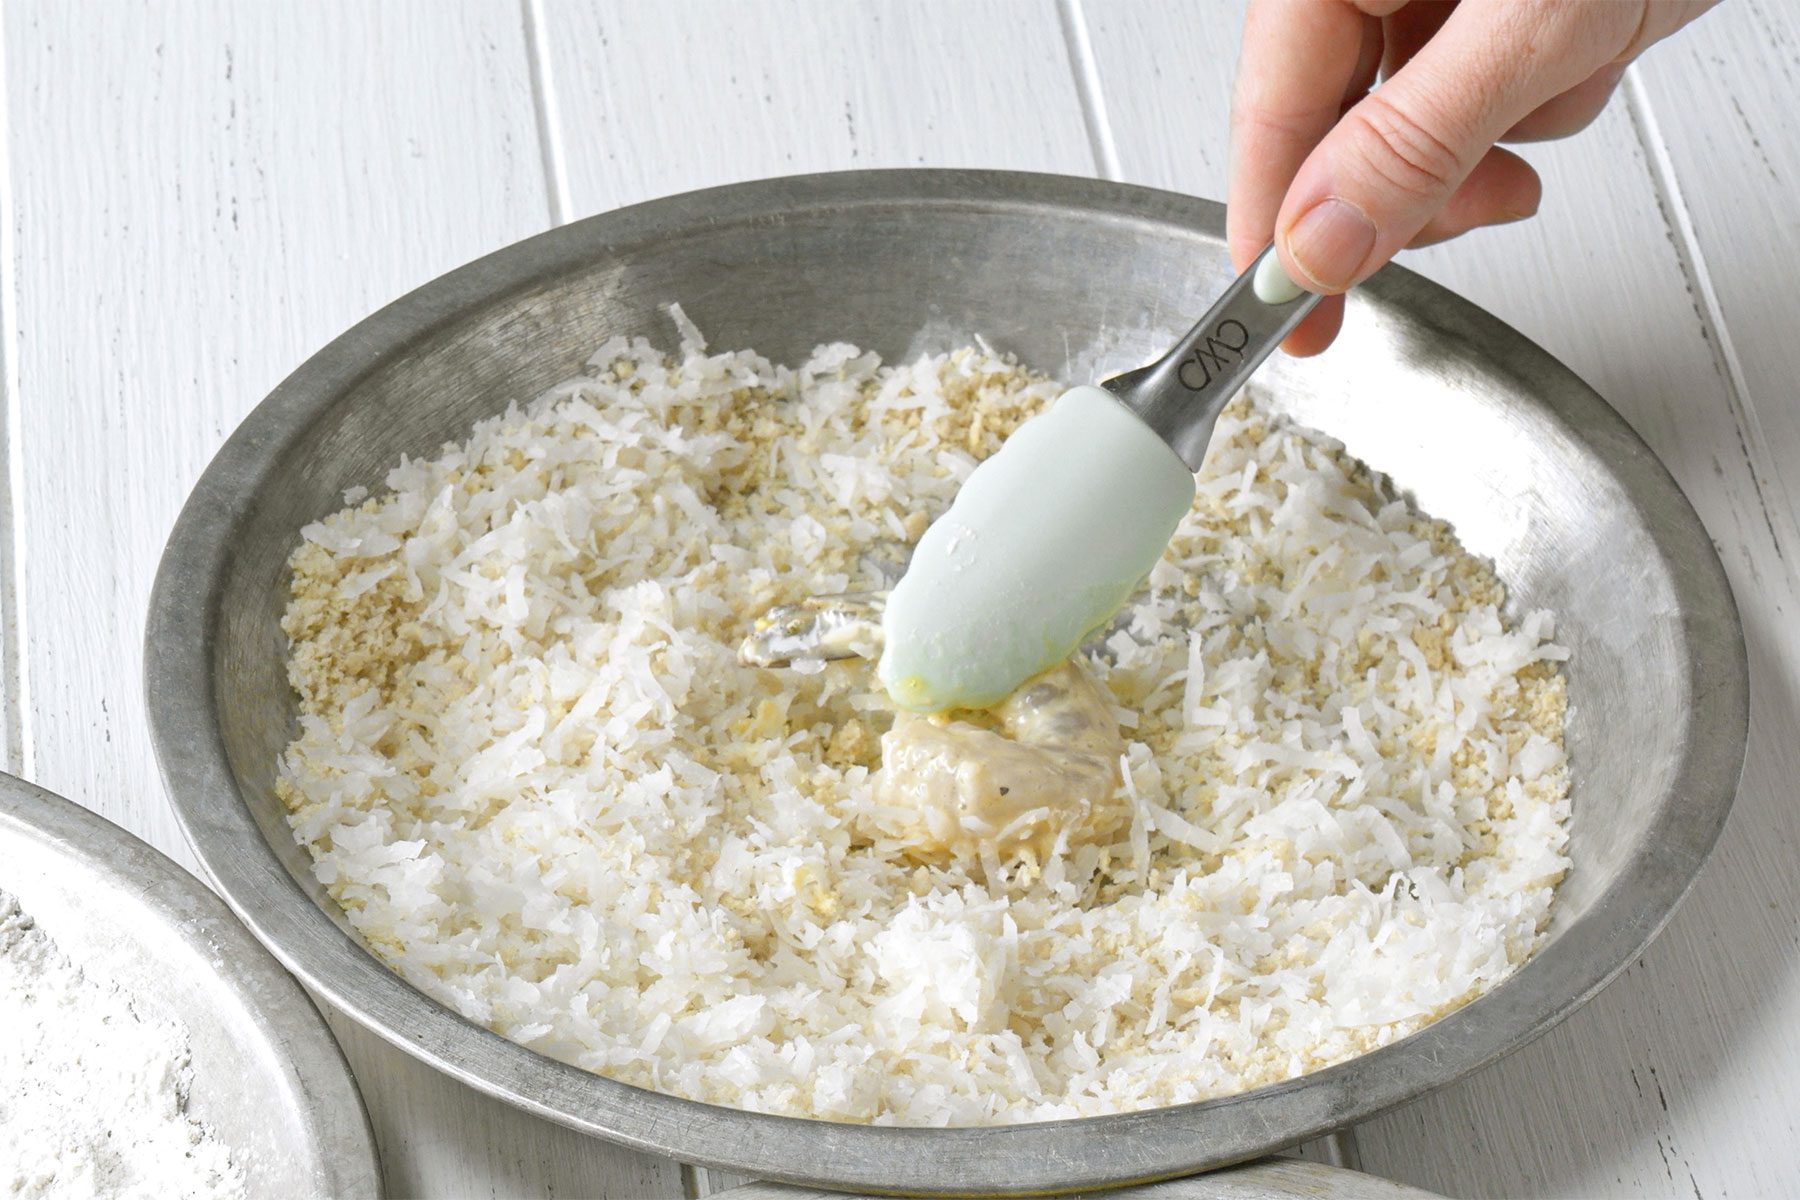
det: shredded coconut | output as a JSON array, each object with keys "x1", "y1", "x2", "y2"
[
  {"x1": 274, "y1": 314, "x2": 1570, "y2": 1124},
  {"x1": 0, "y1": 891, "x2": 248, "y2": 1199}
]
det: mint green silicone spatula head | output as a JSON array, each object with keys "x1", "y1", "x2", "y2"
[{"x1": 878, "y1": 246, "x2": 1319, "y2": 712}]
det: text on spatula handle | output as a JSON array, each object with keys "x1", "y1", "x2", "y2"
[{"x1": 1177, "y1": 318, "x2": 1250, "y2": 391}]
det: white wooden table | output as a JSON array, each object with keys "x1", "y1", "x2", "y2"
[{"x1": 5, "y1": 2, "x2": 1796, "y2": 1196}]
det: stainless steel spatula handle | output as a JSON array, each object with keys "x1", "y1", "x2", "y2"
[{"x1": 1101, "y1": 245, "x2": 1321, "y2": 470}]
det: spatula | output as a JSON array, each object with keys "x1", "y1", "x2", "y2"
[{"x1": 879, "y1": 246, "x2": 1318, "y2": 711}]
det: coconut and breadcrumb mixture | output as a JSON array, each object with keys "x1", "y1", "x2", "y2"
[{"x1": 275, "y1": 318, "x2": 1570, "y2": 1125}]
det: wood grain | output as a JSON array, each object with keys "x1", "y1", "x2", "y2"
[
  {"x1": 2, "y1": 0, "x2": 548, "y2": 863},
  {"x1": 1077, "y1": 2, "x2": 1800, "y2": 1196}
]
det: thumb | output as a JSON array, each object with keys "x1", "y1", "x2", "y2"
[{"x1": 1272, "y1": 1, "x2": 1618, "y2": 294}]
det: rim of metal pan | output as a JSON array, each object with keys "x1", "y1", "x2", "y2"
[{"x1": 715, "y1": 1158, "x2": 1444, "y2": 1199}]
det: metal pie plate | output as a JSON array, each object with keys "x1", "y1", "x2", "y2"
[
  {"x1": 147, "y1": 169, "x2": 1748, "y2": 1195},
  {"x1": 0, "y1": 774, "x2": 381, "y2": 1197}
]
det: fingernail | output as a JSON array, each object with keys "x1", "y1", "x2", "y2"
[{"x1": 1284, "y1": 198, "x2": 1377, "y2": 292}]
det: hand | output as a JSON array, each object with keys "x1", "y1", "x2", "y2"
[{"x1": 1227, "y1": 0, "x2": 1718, "y2": 355}]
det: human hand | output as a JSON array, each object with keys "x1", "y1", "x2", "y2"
[{"x1": 1228, "y1": 0, "x2": 1718, "y2": 355}]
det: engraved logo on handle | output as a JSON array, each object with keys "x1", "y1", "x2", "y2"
[{"x1": 1176, "y1": 318, "x2": 1250, "y2": 391}]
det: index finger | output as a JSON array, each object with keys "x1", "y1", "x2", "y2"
[{"x1": 1226, "y1": 0, "x2": 1393, "y2": 274}]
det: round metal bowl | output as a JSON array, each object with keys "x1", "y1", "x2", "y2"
[
  {"x1": 0, "y1": 773, "x2": 381, "y2": 1198},
  {"x1": 146, "y1": 170, "x2": 1748, "y2": 1195}
]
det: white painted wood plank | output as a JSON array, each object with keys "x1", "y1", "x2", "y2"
[
  {"x1": 1635, "y1": 0, "x2": 1800, "y2": 559},
  {"x1": 694, "y1": 1166, "x2": 753, "y2": 1196},
  {"x1": 6, "y1": 0, "x2": 546, "y2": 863},
  {"x1": 543, "y1": 1, "x2": 1085, "y2": 1186},
  {"x1": 538, "y1": 0, "x2": 1100, "y2": 218},
  {"x1": 540, "y1": 0, "x2": 1348, "y2": 1180},
  {"x1": 324, "y1": 1012, "x2": 685, "y2": 1200},
  {"x1": 3, "y1": 4, "x2": 685, "y2": 1197},
  {"x1": 1080, "y1": 3, "x2": 1800, "y2": 1196}
]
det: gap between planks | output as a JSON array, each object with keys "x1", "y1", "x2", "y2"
[
  {"x1": 1057, "y1": 0, "x2": 1123, "y2": 181},
  {"x1": 0, "y1": 3, "x2": 29, "y2": 778},
  {"x1": 1622, "y1": 66, "x2": 1790, "y2": 568},
  {"x1": 521, "y1": 0, "x2": 574, "y2": 226}
]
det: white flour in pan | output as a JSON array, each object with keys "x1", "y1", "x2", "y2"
[
  {"x1": 0, "y1": 891, "x2": 247, "y2": 1199},
  {"x1": 275, "y1": 313, "x2": 1571, "y2": 1125}
]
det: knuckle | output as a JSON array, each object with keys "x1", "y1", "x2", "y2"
[
  {"x1": 1235, "y1": 99, "x2": 1343, "y2": 141},
  {"x1": 1344, "y1": 94, "x2": 1468, "y2": 199}
]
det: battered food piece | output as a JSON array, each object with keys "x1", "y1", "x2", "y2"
[
  {"x1": 875, "y1": 659, "x2": 1128, "y2": 864},
  {"x1": 740, "y1": 592, "x2": 886, "y2": 667},
  {"x1": 742, "y1": 595, "x2": 1129, "y2": 865}
]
